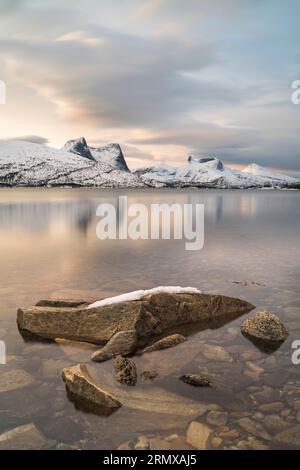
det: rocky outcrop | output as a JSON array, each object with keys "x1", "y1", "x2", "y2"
[
  {"x1": 17, "y1": 300, "x2": 142, "y2": 344},
  {"x1": 91, "y1": 330, "x2": 137, "y2": 362},
  {"x1": 180, "y1": 374, "x2": 213, "y2": 387},
  {"x1": 61, "y1": 363, "x2": 122, "y2": 415},
  {"x1": 114, "y1": 355, "x2": 137, "y2": 386},
  {"x1": 17, "y1": 292, "x2": 255, "y2": 346},
  {"x1": 241, "y1": 311, "x2": 289, "y2": 351},
  {"x1": 141, "y1": 333, "x2": 186, "y2": 354}
]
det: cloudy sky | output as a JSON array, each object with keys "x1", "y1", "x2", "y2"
[{"x1": 0, "y1": 0, "x2": 299, "y2": 174}]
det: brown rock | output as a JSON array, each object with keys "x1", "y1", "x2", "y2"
[
  {"x1": 245, "y1": 361, "x2": 264, "y2": 375},
  {"x1": 247, "y1": 439, "x2": 269, "y2": 450},
  {"x1": 274, "y1": 424, "x2": 300, "y2": 448},
  {"x1": 0, "y1": 369, "x2": 35, "y2": 394},
  {"x1": 258, "y1": 402, "x2": 284, "y2": 414},
  {"x1": 180, "y1": 374, "x2": 213, "y2": 387},
  {"x1": 114, "y1": 355, "x2": 137, "y2": 386},
  {"x1": 91, "y1": 330, "x2": 137, "y2": 362},
  {"x1": 117, "y1": 441, "x2": 132, "y2": 450},
  {"x1": 149, "y1": 436, "x2": 193, "y2": 450},
  {"x1": 141, "y1": 333, "x2": 186, "y2": 354},
  {"x1": 219, "y1": 429, "x2": 240, "y2": 439},
  {"x1": 36, "y1": 299, "x2": 87, "y2": 308},
  {"x1": 206, "y1": 411, "x2": 228, "y2": 427},
  {"x1": 211, "y1": 437, "x2": 222, "y2": 448},
  {"x1": 186, "y1": 421, "x2": 214, "y2": 450},
  {"x1": 135, "y1": 435, "x2": 149, "y2": 450},
  {"x1": 238, "y1": 418, "x2": 271, "y2": 440},
  {"x1": 17, "y1": 292, "x2": 255, "y2": 344},
  {"x1": 62, "y1": 363, "x2": 122, "y2": 415},
  {"x1": 141, "y1": 370, "x2": 158, "y2": 383},
  {"x1": 0, "y1": 423, "x2": 47, "y2": 450},
  {"x1": 241, "y1": 311, "x2": 289, "y2": 351},
  {"x1": 264, "y1": 415, "x2": 289, "y2": 434},
  {"x1": 201, "y1": 344, "x2": 233, "y2": 362}
]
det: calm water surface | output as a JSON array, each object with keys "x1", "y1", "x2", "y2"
[{"x1": 0, "y1": 188, "x2": 299, "y2": 449}]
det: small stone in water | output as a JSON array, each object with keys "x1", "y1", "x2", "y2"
[
  {"x1": 211, "y1": 436, "x2": 222, "y2": 448},
  {"x1": 180, "y1": 374, "x2": 213, "y2": 387},
  {"x1": 258, "y1": 402, "x2": 284, "y2": 414},
  {"x1": 201, "y1": 344, "x2": 233, "y2": 363},
  {"x1": 206, "y1": 411, "x2": 228, "y2": 427},
  {"x1": 114, "y1": 355, "x2": 137, "y2": 386},
  {"x1": 140, "y1": 370, "x2": 158, "y2": 383}
]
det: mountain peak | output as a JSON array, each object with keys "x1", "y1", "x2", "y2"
[
  {"x1": 62, "y1": 138, "x2": 130, "y2": 172},
  {"x1": 62, "y1": 137, "x2": 95, "y2": 161},
  {"x1": 89, "y1": 142, "x2": 130, "y2": 172},
  {"x1": 188, "y1": 155, "x2": 224, "y2": 171}
]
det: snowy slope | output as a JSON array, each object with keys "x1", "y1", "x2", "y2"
[
  {"x1": 63, "y1": 138, "x2": 130, "y2": 172},
  {"x1": 242, "y1": 163, "x2": 298, "y2": 184},
  {"x1": 0, "y1": 140, "x2": 143, "y2": 187},
  {"x1": 134, "y1": 157, "x2": 299, "y2": 189}
]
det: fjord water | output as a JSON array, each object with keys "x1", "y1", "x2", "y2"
[{"x1": 0, "y1": 188, "x2": 299, "y2": 449}]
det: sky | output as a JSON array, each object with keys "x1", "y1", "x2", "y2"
[{"x1": 0, "y1": 0, "x2": 299, "y2": 174}]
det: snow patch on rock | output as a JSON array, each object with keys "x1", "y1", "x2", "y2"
[{"x1": 87, "y1": 286, "x2": 202, "y2": 309}]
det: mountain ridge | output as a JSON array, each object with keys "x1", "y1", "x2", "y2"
[{"x1": 0, "y1": 139, "x2": 298, "y2": 189}]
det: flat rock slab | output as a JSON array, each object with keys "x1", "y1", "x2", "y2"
[
  {"x1": 17, "y1": 292, "x2": 255, "y2": 346},
  {"x1": 88, "y1": 364, "x2": 207, "y2": 418},
  {"x1": 0, "y1": 369, "x2": 35, "y2": 394},
  {"x1": 0, "y1": 423, "x2": 47, "y2": 450}
]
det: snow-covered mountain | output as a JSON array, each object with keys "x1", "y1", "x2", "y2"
[
  {"x1": 0, "y1": 140, "x2": 142, "y2": 187},
  {"x1": 63, "y1": 138, "x2": 129, "y2": 172},
  {"x1": 134, "y1": 157, "x2": 299, "y2": 189},
  {"x1": 0, "y1": 140, "x2": 298, "y2": 189},
  {"x1": 242, "y1": 163, "x2": 297, "y2": 184}
]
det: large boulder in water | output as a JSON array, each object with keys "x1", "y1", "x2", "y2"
[
  {"x1": 241, "y1": 311, "x2": 289, "y2": 351},
  {"x1": 17, "y1": 291, "x2": 255, "y2": 347}
]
